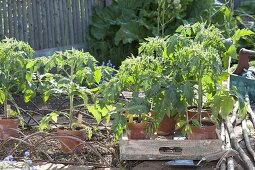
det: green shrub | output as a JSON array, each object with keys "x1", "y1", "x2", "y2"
[{"x1": 87, "y1": 0, "x2": 200, "y2": 67}]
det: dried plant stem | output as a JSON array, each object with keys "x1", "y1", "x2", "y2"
[
  {"x1": 225, "y1": 118, "x2": 254, "y2": 170},
  {"x1": 242, "y1": 118, "x2": 255, "y2": 161},
  {"x1": 220, "y1": 122, "x2": 227, "y2": 170},
  {"x1": 245, "y1": 94, "x2": 255, "y2": 128}
]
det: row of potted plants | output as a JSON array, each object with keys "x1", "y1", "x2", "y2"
[
  {"x1": 97, "y1": 22, "x2": 253, "y2": 140},
  {"x1": 0, "y1": 39, "x2": 115, "y2": 152},
  {"x1": 0, "y1": 22, "x2": 254, "y2": 152}
]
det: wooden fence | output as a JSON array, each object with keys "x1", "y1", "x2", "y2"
[{"x1": 0, "y1": 0, "x2": 111, "y2": 51}]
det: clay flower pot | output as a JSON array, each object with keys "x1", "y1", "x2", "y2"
[
  {"x1": 127, "y1": 122, "x2": 149, "y2": 140},
  {"x1": 157, "y1": 115, "x2": 176, "y2": 136},
  {"x1": 0, "y1": 119, "x2": 19, "y2": 140},
  {"x1": 187, "y1": 120, "x2": 217, "y2": 140},
  {"x1": 56, "y1": 128, "x2": 86, "y2": 153}
]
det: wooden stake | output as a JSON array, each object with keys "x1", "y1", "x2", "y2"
[
  {"x1": 77, "y1": 114, "x2": 83, "y2": 124},
  {"x1": 6, "y1": 105, "x2": 11, "y2": 119}
]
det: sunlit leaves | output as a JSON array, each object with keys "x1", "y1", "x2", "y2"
[
  {"x1": 232, "y1": 28, "x2": 254, "y2": 43},
  {"x1": 0, "y1": 38, "x2": 34, "y2": 116},
  {"x1": 211, "y1": 89, "x2": 236, "y2": 119},
  {"x1": 39, "y1": 112, "x2": 60, "y2": 131}
]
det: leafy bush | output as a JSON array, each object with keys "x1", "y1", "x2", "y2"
[{"x1": 87, "y1": 0, "x2": 197, "y2": 67}]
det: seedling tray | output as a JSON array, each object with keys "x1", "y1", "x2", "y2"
[{"x1": 120, "y1": 133, "x2": 222, "y2": 160}]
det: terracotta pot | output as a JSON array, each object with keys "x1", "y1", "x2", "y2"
[
  {"x1": 56, "y1": 128, "x2": 86, "y2": 153},
  {"x1": 0, "y1": 119, "x2": 19, "y2": 140},
  {"x1": 187, "y1": 120, "x2": 217, "y2": 140},
  {"x1": 127, "y1": 122, "x2": 149, "y2": 140},
  {"x1": 157, "y1": 115, "x2": 176, "y2": 136},
  {"x1": 187, "y1": 106, "x2": 211, "y2": 120}
]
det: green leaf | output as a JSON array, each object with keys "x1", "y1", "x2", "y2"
[
  {"x1": 219, "y1": 72, "x2": 229, "y2": 83},
  {"x1": 39, "y1": 112, "x2": 60, "y2": 131},
  {"x1": 183, "y1": 81, "x2": 194, "y2": 105},
  {"x1": 126, "y1": 97, "x2": 150, "y2": 115},
  {"x1": 239, "y1": 98, "x2": 247, "y2": 119},
  {"x1": 26, "y1": 60, "x2": 36, "y2": 69},
  {"x1": 181, "y1": 124, "x2": 192, "y2": 135},
  {"x1": 87, "y1": 105, "x2": 102, "y2": 124},
  {"x1": 232, "y1": 28, "x2": 254, "y2": 43},
  {"x1": 114, "y1": 20, "x2": 149, "y2": 45},
  {"x1": 191, "y1": 119, "x2": 200, "y2": 127},
  {"x1": 212, "y1": 90, "x2": 235, "y2": 119},
  {"x1": 50, "y1": 112, "x2": 59, "y2": 123},
  {"x1": 0, "y1": 90, "x2": 5, "y2": 104},
  {"x1": 94, "y1": 69, "x2": 102, "y2": 84},
  {"x1": 24, "y1": 89, "x2": 35, "y2": 103},
  {"x1": 226, "y1": 44, "x2": 237, "y2": 59},
  {"x1": 221, "y1": 95, "x2": 235, "y2": 119},
  {"x1": 112, "y1": 113, "x2": 127, "y2": 140}
]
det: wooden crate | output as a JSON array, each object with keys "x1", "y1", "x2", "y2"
[{"x1": 120, "y1": 134, "x2": 223, "y2": 160}]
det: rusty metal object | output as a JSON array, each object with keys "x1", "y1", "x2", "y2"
[{"x1": 233, "y1": 48, "x2": 255, "y2": 75}]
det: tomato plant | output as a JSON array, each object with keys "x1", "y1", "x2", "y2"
[
  {"x1": 0, "y1": 38, "x2": 34, "y2": 118},
  {"x1": 98, "y1": 54, "x2": 164, "y2": 140},
  {"x1": 36, "y1": 49, "x2": 102, "y2": 131}
]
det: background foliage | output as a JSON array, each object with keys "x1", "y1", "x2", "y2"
[{"x1": 88, "y1": 0, "x2": 255, "y2": 67}]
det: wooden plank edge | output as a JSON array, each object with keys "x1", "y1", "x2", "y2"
[{"x1": 33, "y1": 43, "x2": 87, "y2": 57}]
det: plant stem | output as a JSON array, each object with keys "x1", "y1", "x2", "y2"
[
  {"x1": 69, "y1": 94, "x2": 74, "y2": 129},
  {"x1": 4, "y1": 92, "x2": 8, "y2": 119},
  {"x1": 198, "y1": 77, "x2": 203, "y2": 125}
]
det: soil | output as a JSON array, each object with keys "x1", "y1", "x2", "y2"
[
  {"x1": 0, "y1": 94, "x2": 254, "y2": 169},
  {"x1": 0, "y1": 94, "x2": 128, "y2": 169}
]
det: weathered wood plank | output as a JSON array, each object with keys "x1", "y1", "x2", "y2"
[
  {"x1": 41, "y1": 0, "x2": 47, "y2": 48},
  {"x1": 62, "y1": 0, "x2": 69, "y2": 45},
  {"x1": 37, "y1": 0, "x2": 43, "y2": 49},
  {"x1": 80, "y1": 0, "x2": 85, "y2": 42},
  {"x1": 67, "y1": 0, "x2": 74, "y2": 44},
  {"x1": 84, "y1": 0, "x2": 89, "y2": 31},
  {"x1": 22, "y1": 0, "x2": 28, "y2": 42},
  {"x1": 105, "y1": 0, "x2": 112, "y2": 6},
  {"x1": 32, "y1": 0, "x2": 39, "y2": 49},
  {"x1": 72, "y1": 0, "x2": 78, "y2": 43},
  {"x1": 27, "y1": 0, "x2": 34, "y2": 48},
  {"x1": 59, "y1": 0, "x2": 65, "y2": 46},
  {"x1": 8, "y1": 0, "x2": 13, "y2": 37},
  {"x1": 45, "y1": 0, "x2": 52, "y2": 47},
  {"x1": 13, "y1": 0, "x2": 18, "y2": 39},
  {"x1": 76, "y1": 0, "x2": 82, "y2": 43},
  {"x1": 0, "y1": 0, "x2": 3, "y2": 40},
  {"x1": 0, "y1": 0, "x2": 102, "y2": 48},
  {"x1": 17, "y1": 0, "x2": 23, "y2": 40},
  {"x1": 54, "y1": 0, "x2": 61, "y2": 47},
  {"x1": 3, "y1": 0, "x2": 8, "y2": 37},
  {"x1": 49, "y1": 0, "x2": 55, "y2": 47},
  {"x1": 88, "y1": 0, "x2": 92, "y2": 16},
  {"x1": 120, "y1": 137, "x2": 223, "y2": 160},
  {"x1": 33, "y1": 43, "x2": 86, "y2": 57}
]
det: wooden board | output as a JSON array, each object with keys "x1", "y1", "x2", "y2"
[{"x1": 120, "y1": 135, "x2": 222, "y2": 161}]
